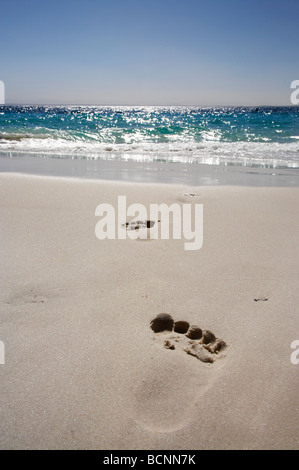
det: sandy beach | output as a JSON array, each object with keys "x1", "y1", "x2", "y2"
[{"x1": 0, "y1": 172, "x2": 298, "y2": 450}]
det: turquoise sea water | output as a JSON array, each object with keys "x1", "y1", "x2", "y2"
[{"x1": 0, "y1": 105, "x2": 299, "y2": 168}]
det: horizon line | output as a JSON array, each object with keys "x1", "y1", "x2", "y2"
[{"x1": 1, "y1": 102, "x2": 297, "y2": 108}]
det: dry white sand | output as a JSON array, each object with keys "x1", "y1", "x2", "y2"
[{"x1": 0, "y1": 173, "x2": 298, "y2": 449}]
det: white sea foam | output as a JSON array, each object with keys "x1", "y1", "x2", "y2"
[{"x1": 0, "y1": 137, "x2": 299, "y2": 168}]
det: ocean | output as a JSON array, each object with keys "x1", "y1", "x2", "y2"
[{"x1": 1, "y1": 105, "x2": 299, "y2": 169}]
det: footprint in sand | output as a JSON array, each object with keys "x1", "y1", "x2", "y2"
[
  {"x1": 133, "y1": 313, "x2": 227, "y2": 433},
  {"x1": 121, "y1": 219, "x2": 160, "y2": 241},
  {"x1": 6, "y1": 289, "x2": 47, "y2": 305},
  {"x1": 177, "y1": 192, "x2": 201, "y2": 203},
  {"x1": 122, "y1": 219, "x2": 156, "y2": 230},
  {"x1": 150, "y1": 313, "x2": 227, "y2": 363}
]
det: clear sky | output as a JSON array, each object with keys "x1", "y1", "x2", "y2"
[{"x1": 1, "y1": 0, "x2": 298, "y2": 105}]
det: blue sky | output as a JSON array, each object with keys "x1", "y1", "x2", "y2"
[{"x1": 0, "y1": 0, "x2": 298, "y2": 105}]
